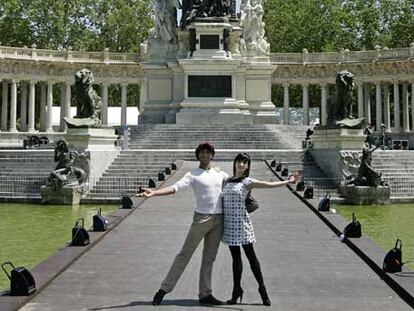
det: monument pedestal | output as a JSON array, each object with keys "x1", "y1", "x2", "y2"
[
  {"x1": 310, "y1": 128, "x2": 366, "y2": 180},
  {"x1": 65, "y1": 127, "x2": 120, "y2": 181},
  {"x1": 175, "y1": 98, "x2": 252, "y2": 125},
  {"x1": 312, "y1": 127, "x2": 365, "y2": 150},
  {"x1": 139, "y1": 19, "x2": 277, "y2": 125},
  {"x1": 341, "y1": 185, "x2": 391, "y2": 205},
  {"x1": 40, "y1": 185, "x2": 82, "y2": 205}
]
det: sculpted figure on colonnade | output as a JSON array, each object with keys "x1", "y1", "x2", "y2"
[
  {"x1": 240, "y1": 0, "x2": 270, "y2": 55},
  {"x1": 151, "y1": 0, "x2": 178, "y2": 42},
  {"x1": 326, "y1": 70, "x2": 364, "y2": 128},
  {"x1": 64, "y1": 68, "x2": 102, "y2": 128}
]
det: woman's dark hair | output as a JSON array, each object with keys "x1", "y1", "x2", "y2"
[
  {"x1": 195, "y1": 142, "x2": 215, "y2": 160},
  {"x1": 233, "y1": 152, "x2": 251, "y2": 178}
]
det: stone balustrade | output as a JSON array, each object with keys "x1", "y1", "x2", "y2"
[
  {"x1": 0, "y1": 45, "x2": 139, "y2": 64},
  {"x1": 0, "y1": 44, "x2": 413, "y2": 64}
]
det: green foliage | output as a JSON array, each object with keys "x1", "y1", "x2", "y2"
[
  {"x1": 0, "y1": 0, "x2": 152, "y2": 52},
  {"x1": 264, "y1": 0, "x2": 414, "y2": 52}
]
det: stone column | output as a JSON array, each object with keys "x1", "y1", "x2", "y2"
[
  {"x1": 412, "y1": 82, "x2": 414, "y2": 133},
  {"x1": 101, "y1": 83, "x2": 109, "y2": 125},
  {"x1": 283, "y1": 83, "x2": 290, "y2": 125},
  {"x1": 364, "y1": 83, "x2": 371, "y2": 125},
  {"x1": 20, "y1": 82, "x2": 28, "y2": 131},
  {"x1": 402, "y1": 83, "x2": 410, "y2": 132},
  {"x1": 320, "y1": 84, "x2": 328, "y2": 126},
  {"x1": 63, "y1": 81, "x2": 72, "y2": 131},
  {"x1": 375, "y1": 82, "x2": 382, "y2": 130},
  {"x1": 45, "y1": 81, "x2": 54, "y2": 132},
  {"x1": 27, "y1": 80, "x2": 36, "y2": 132},
  {"x1": 383, "y1": 84, "x2": 391, "y2": 133},
  {"x1": 9, "y1": 80, "x2": 18, "y2": 132},
  {"x1": 59, "y1": 83, "x2": 66, "y2": 131},
  {"x1": 357, "y1": 83, "x2": 364, "y2": 118},
  {"x1": 393, "y1": 82, "x2": 400, "y2": 132},
  {"x1": 302, "y1": 84, "x2": 309, "y2": 125},
  {"x1": 121, "y1": 83, "x2": 127, "y2": 127},
  {"x1": 139, "y1": 77, "x2": 147, "y2": 113},
  {"x1": 40, "y1": 83, "x2": 47, "y2": 131},
  {"x1": 1, "y1": 80, "x2": 8, "y2": 131}
]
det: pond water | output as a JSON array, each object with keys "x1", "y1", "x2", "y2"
[
  {"x1": 335, "y1": 203, "x2": 414, "y2": 271},
  {"x1": 0, "y1": 203, "x2": 118, "y2": 291}
]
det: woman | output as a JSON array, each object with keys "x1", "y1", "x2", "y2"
[{"x1": 222, "y1": 153, "x2": 299, "y2": 306}]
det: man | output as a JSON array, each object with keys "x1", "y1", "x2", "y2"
[{"x1": 139, "y1": 143, "x2": 228, "y2": 305}]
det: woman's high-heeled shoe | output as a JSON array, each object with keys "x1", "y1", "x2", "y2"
[
  {"x1": 226, "y1": 288, "x2": 244, "y2": 304},
  {"x1": 259, "y1": 286, "x2": 271, "y2": 306}
]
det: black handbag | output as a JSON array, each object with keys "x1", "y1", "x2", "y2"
[
  {"x1": 304, "y1": 186, "x2": 314, "y2": 199},
  {"x1": 71, "y1": 218, "x2": 90, "y2": 246},
  {"x1": 1, "y1": 261, "x2": 36, "y2": 296},
  {"x1": 383, "y1": 239, "x2": 403, "y2": 273},
  {"x1": 343, "y1": 212, "x2": 361, "y2": 238},
  {"x1": 318, "y1": 194, "x2": 330, "y2": 211},
  {"x1": 93, "y1": 208, "x2": 108, "y2": 232},
  {"x1": 245, "y1": 191, "x2": 259, "y2": 213}
]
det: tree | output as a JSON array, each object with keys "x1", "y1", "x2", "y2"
[
  {"x1": 263, "y1": 0, "x2": 414, "y2": 53},
  {"x1": 87, "y1": 0, "x2": 152, "y2": 52},
  {"x1": 0, "y1": 0, "x2": 153, "y2": 52}
]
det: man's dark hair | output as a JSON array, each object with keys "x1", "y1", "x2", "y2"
[{"x1": 195, "y1": 142, "x2": 215, "y2": 160}]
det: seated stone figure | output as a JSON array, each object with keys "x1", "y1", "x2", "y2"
[
  {"x1": 64, "y1": 68, "x2": 102, "y2": 128},
  {"x1": 348, "y1": 139, "x2": 387, "y2": 187},
  {"x1": 48, "y1": 140, "x2": 89, "y2": 191}
]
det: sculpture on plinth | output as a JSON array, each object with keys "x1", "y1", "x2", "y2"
[
  {"x1": 181, "y1": 0, "x2": 233, "y2": 27},
  {"x1": 340, "y1": 135, "x2": 390, "y2": 204},
  {"x1": 240, "y1": 0, "x2": 270, "y2": 55},
  {"x1": 48, "y1": 140, "x2": 89, "y2": 191},
  {"x1": 326, "y1": 70, "x2": 364, "y2": 128},
  {"x1": 41, "y1": 140, "x2": 90, "y2": 204},
  {"x1": 141, "y1": 0, "x2": 180, "y2": 60},
  {"x1": 64, "y1": 68, "x2": 102, "y2": 128},
  {"x1": 151, "y1": 0, "x2": 178, "y2": 43},
  {"x1": 348, "y1": 140, "x2": 387, "y2": 187}
]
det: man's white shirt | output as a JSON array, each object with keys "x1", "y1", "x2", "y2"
[{"x1": 172, "y1": 167, "x2": 229, "y2": 214}]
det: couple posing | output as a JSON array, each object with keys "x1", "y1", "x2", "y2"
[{"x1": 140, "y1": 143, "x2": 299, "y2": 306}]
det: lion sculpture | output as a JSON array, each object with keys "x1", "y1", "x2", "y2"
[
  {"x1": 327, "y1": 70, "x2": 355, "y2": 127},
  {"x1": 65, "y1": 68, "x2": 102, "y2": 128}
]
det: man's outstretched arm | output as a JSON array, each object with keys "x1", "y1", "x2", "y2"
[{"x1": 138, "y1": 186, "x2": 176, "y2": 198}]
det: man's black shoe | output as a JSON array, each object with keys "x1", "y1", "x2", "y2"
[
  {"x1": 199, "y1": 294, "x2": 223, "y2": 305},
  {"x1": 153, "y1": 289, "x2": 167, "y2": 305}
]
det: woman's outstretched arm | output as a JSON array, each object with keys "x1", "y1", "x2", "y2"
[{"x1": 248, "y1": 173, "x2": 301, "y2": 189}]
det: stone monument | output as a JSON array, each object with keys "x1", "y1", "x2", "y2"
[
  {"x1": 310, "y1": 70, "x2": 367, "y2": 189},
  {"x1": 340, "y1": 137, "x2": 390, "y2": 204},
  {"x1": 64, "y1": 68, "x2": 102, "y2": 128},
  {"x1": 41, "y1": 140, "x2": 89, "y2": 204},
  {"x1": 62, "y1": 69, "x2": 119, "y2": 199},
  {"x1": 139, "y1": 0, "x2": 277, "y2": 125}
]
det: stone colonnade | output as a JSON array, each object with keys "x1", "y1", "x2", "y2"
[
  {"x1": 280, "y1": 81, "x2": 414, "y2": 133},
  {"x1": 0, "y1": 80, "x2": 134, "y2": 133}
]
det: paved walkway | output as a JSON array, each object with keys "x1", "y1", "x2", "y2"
[{"x1": 20, "y1": 161, "x2": 412, "y2": 311}]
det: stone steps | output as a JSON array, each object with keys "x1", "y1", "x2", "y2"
[{"x1": 127, "y1": 124, "x2": 306, "y2": 150}]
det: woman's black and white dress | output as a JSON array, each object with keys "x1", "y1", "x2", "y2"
[{"x1": 222, "y1": 177, "x2": 256, "y2": 246}]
